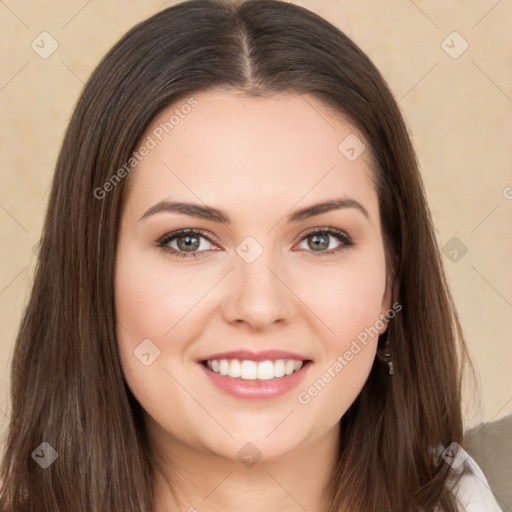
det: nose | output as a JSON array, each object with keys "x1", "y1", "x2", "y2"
[{"x1": 222, "y1": 247, "x2": 293, "y2": 330}]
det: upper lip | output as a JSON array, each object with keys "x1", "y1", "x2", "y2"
[{"x1": 198, "y1": 349, "x2": 312, "y2": 363}]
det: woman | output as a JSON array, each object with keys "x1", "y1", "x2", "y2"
[{"x1": 0, "y1": 0, "x2": 502, "y2": 511}]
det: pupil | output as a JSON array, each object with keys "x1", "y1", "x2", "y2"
[
  {"x1": 309, "y1": 234, "x2": 329, "y2": 251},
  {"x1": 178, "y1": 235, "x2": 200, "y2": 251}
]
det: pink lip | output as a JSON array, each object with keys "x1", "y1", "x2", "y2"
[
  {"x1": 197, "y1": 360, "x2": 313, "y2": 400},
  {"x1": 198, "y1": 349, "x2": 311, "y2": 363}
]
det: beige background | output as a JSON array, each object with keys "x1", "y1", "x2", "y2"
[{"x1": 0, "y1": 0, "x2": 511, "y2": 443}]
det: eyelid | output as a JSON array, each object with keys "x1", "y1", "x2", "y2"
[
  {"x1": 157, "y1": 228, "x2": 221, "y2": 250},
  {"x1": 300, "y1": 225, "x2": 353, "y2": 241}
]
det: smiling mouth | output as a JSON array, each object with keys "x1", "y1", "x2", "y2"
[{"x1": 200, "y1": 358, "x2": 312, "y2": 381}]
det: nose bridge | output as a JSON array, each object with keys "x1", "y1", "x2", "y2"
[{"x1": 225, "y1": 234, "x2": 291, "y2": 326}]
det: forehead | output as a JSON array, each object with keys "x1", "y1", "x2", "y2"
[{"x1": 124, "y1": 89, "x2": 378, "y2": 221}]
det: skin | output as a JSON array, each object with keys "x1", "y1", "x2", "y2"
[{"x1": 115, "y1": 88, "x2": 392, "y2": 512}]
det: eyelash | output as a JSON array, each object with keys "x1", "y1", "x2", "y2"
[{"x1": 157, "y1": 227, "x2": 354, "y2": 259}]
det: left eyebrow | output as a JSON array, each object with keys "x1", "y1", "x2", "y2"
[
  {"x1": 286, "y1": 198, "x2": 370, "y2": 223},
  {"x1": 139, "y1": 197, "x2": 370, "y2": 223}
]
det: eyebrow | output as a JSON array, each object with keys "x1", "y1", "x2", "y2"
[{"x1": 139, "y1": 197, "x2": 370, "y2": 223}]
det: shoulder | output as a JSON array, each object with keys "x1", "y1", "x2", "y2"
[{"x1": 449, "y1": 452, "x2": 503, "y2": 511}]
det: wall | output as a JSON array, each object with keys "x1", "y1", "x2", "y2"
[{"x1": 0, "y1": 0, "x2": 511, "y2": 441}]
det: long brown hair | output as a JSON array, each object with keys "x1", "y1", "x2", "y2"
[{"x1": 0, "y1": 0, "x2": 476, "y2": 510}]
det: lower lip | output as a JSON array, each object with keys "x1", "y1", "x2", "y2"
[{"x1": 197, "y1": 361, "x2": 313, "y2": 400}]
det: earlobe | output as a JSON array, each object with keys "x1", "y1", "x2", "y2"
[
  {"x1": 380, "y1": 280, "x2": 392, "y2": 318},
  {"x1": 376, "y1": 330, "x2": 394, "y2": 375},
  {"x1": 379, "y1": 265, "x2": 398, "y2": 334},
  {"x1": 381, "y1": 283, "x2": 392, "y2": 313}
]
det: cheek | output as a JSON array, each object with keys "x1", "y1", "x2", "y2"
[
  {"x1": 114, "y1": 243, "x2": 180, "y2": 377},
  {"x1": 114, "y1": 245, "x2": 208, "y2": 346},
  {"x1": 297, "y1": 345, "x2": 376, "y2": 431},
  {"x1": 113, "y1": 246, "x2": 204, "y2": 423},
  {"x1": 114, "y1": 243, "x2": 224, "y2": 399},
  {"x1": 298, "y1": 253, "x2": 386, "y2": 347},
  {"x1": 292, "y1": 252, "x2": 385, "y2": 415}
]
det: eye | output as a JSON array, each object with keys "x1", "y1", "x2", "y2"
[
  {"x1": 157, "y1": 229, "x2": 218, "y2": 258},
  {"x1": 295, "y1": 227, "x2": 354, "y2": 256},
  {"x1": 157, "y1": 227, "x2": 354, "y2": 259}
]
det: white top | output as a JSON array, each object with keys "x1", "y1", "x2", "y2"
[{"x1": 451, "y1": 453, "x2": 504, "y2": 511}]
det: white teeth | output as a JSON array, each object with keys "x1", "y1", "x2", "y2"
[
  {"x1": 274, "y1": 359, "x2": 285, "y2": 378},
  {"x1": 285, "y1": 360, "x2": 295, "y2": 375},
  {"x1": 205, "y1": 358, "x2": 305, "y2": 380},
  {"x1": 228, "y1": 359, "x2": 241, "y2": 378},
  {"x1": 240, "y1": 360, "x2": 257, "y2": 379},
  {"x1": 257, "y1": 360, "x2": 273, "y2": 380},
  {"x1": 219, "y1": 359, "x2": 229, "y2": 376}
]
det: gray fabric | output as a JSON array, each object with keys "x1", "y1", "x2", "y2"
[{"x1": 464, "y1": 413, "x2": 512, "y2": 511}]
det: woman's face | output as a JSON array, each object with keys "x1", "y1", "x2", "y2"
[{"x1": 115, "y1": 89, "x2": 392, "y2": 463}]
